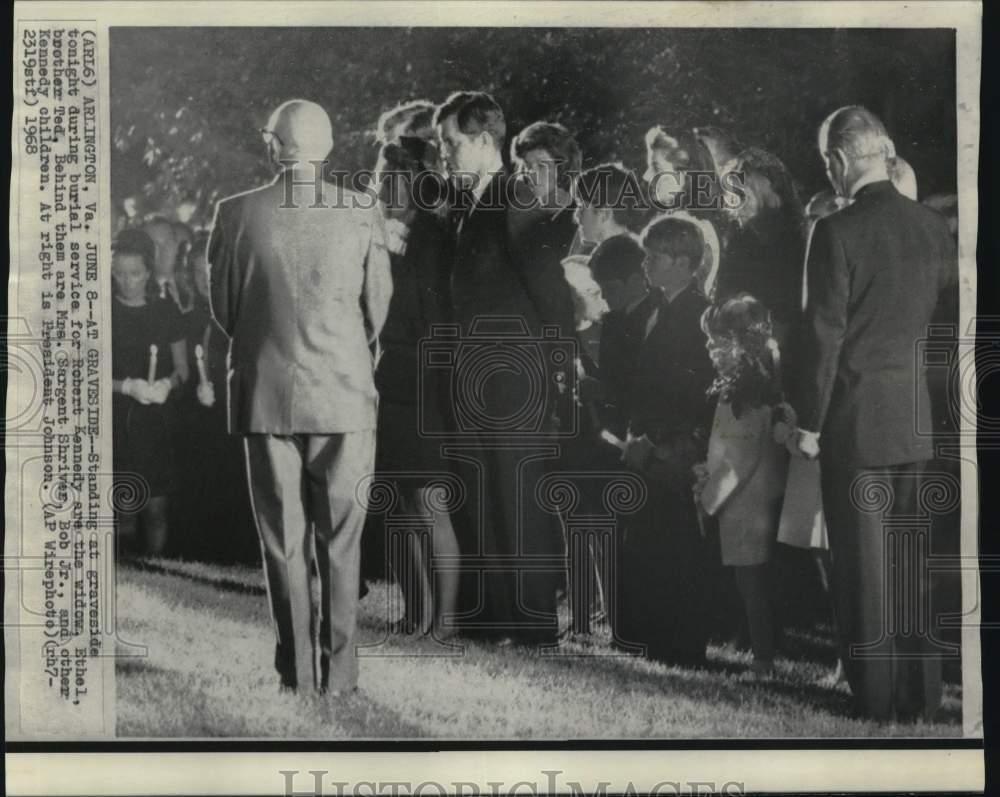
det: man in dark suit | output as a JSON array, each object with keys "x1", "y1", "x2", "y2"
[
  {"x1": 790, "y1": 106, "x2": 957, "y2": 720},
  {"x1": 207, "y1": 100, "x2": 392, "y2": 693},
  {"x1": 433, "y1": 92, "x2": 575, "y2": 643}
]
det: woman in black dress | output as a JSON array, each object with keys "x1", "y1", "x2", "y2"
[
  {"x1": 373, "y1": 136, "x2": 460, "y2": 637},
  {"x1": 716, "y1": 147, "x2": 806, "y2": 339},
  {"x1": 111, "y1": 229, "x2": 189, "y2": 555}
]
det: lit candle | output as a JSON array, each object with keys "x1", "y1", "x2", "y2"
[
  {"x1": 194, "y1": 344, "x2": 209, "y2": 386},
  {"x1": 599, "y1": 429, "x2": 627, "y2": 451},
  {"x1": 147, "y1": 344, "x2": 158, "y2": 384}
]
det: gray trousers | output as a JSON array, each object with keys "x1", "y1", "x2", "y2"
[{"x1": 245, "y1": 431, "x2": 374, "y2": 692}]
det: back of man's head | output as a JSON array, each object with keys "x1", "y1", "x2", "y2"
[
  {"x1": 819, "y1": 105, "x2": 893, "y2": 164},
  {"x1": 267, "y1": 99, "x2": 334, "y2": 164},
  {"x1": 589, "y1": 232, "x2": 645, "y2": 285},
  {"x1": 574, "y1": 162, "x2": 640, "y2": 226},
  {"x1": 433, "y1": 91, "x2": 506, "y2": 151}
]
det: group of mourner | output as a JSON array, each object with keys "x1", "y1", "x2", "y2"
[{"x1": 110, "y1": 91, "x2": 958, "y2": 721}]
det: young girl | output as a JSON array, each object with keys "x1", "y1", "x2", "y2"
[
  {"x1": 111, "y1": 229, "x2": 188, "y2": 555},
  {"x1": 694, "y1": 294, "x2": 789, "y2": 675}
]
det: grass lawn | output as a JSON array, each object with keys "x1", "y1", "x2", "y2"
[{"x1": 115, "y1": 558, "x2": 962, "y2": 739}]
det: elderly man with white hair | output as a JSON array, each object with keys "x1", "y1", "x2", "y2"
[
  {"x1": 788, "y1": 105, "x2": 956, "y2": 721},
  {"x1": 207, "y1": 99, "x2": 392, "y2": 694}
]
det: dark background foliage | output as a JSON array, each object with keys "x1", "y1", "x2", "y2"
[{"x1": 110, "y1": 27, "x2": 956, "y2": 226}]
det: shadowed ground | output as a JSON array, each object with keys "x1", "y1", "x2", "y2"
[{"x1": 116, "y1": 558, "x2": 961, "y2": 738}]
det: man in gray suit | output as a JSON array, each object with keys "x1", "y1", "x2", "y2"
[{"x1": 207, "y1": 99, "x2": 392, "y2": 693}]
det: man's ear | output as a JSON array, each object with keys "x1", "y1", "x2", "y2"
[{"x1": 832, "y1": 148, "x2": 850, "y2": 177}]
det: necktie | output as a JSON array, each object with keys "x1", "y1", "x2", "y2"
[{"x1": 642, "y1": 292, "x2": 666, "y2": 341}]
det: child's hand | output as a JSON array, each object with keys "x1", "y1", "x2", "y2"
[
  {"x1": 196, "y1": 381, "x2": 216, "y2": 408},
  {"x1": 149, "y1": 378, "x2": 173, "y2": 405},
  {"x1": 794, "y1": 429, "x2": 821, "y2": 460},
  {"x1": 622, "y1": 434, "x2": 655, "y2": 471}
]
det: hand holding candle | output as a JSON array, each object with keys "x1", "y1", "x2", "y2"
[
  {"x1": 622, "y1": 432, "x2": 655, "y2": 471},
  {"x1": 195, "y1": 344, "x2": 216, "y2": 406},
  {"x1": 195, "y1": 344, "x2": 209, "y2": 386},
  {"x1": 147, "y1": 344, "x2": 158, "y2": 384},
  {"x1": 599, "y1": 429, "x2": 627, "y2": 451},
  {"x1": 149, "y1": 379, "x2": 172, "y2": 405}
]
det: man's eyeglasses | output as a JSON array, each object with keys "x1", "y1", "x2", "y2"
[{"x1": 259, "y1": 127, "x2": 285, "y2": 148}]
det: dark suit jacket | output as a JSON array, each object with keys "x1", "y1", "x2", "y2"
[
  {"x1": 207, "y1": 172, "x2": 392, "y2": 434},
  {"x1": 450, "y1": 172, "x2": 575, "y2": 338},
  {"x1": 629, "y1": 284, "x2": 715, "y2": 446},
  {"x1": 598, "y1": 291, "x2": 658, "y2": 436},
  {"x1": 790, "y1": 180, "x2": 956, "y2": 467}
]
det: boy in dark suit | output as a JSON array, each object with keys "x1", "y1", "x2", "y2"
[{"x1": 616, "y1": 216, "x2": 716, "y2": 665}]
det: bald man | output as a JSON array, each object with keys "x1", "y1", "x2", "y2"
[{"x1": 207, "y1": 99, "x2": 392, "y2": 694}]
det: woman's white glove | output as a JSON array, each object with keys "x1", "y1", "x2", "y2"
[
  {"x1": 148, "y1": 378, "x2": 173, "y2": 405},
  {"x1": 196, "y1": 381, "x2": 216, "y2": 408},
  {"x1": 122, "y1": 377, "x2": 155, "y2": 405}
]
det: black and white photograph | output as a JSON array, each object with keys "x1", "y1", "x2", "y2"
[
  {"x1": 7, "y1": 7, "x2": 989, "y2": 794},
  {"x1": 101, "y1": 20, "x2": 973, "y2": 740}
]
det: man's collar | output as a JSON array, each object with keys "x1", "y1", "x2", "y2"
[
  {"x1": 623, "y1": 289, "x2": 651, "y2": 316},
  {"x1": 471, "y1": 173, "x2": 494, "y2": 205},
  {"x1": 470, "y1": 169, "x2": 505, "y2": 206},
  {"x1": 849, "y1": 174, "x2": 893, "y2": 200},
  {"x1": 550, "y1": 199, "x2": 575, "y2": 220},
  {"x1": 663, "y1": 279, "x2": 695, "y2": 305},
  {"x1": 471, "y1": 154, "x2": 505, "y2": 201}
]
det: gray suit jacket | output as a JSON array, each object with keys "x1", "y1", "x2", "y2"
[{"x1": 207, "y1": 172, "x2": 392, "y2": 434}]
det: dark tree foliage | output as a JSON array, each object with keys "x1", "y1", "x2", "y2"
[{"x1": 110, "y1": 27, "x2": 956, "y2": 227}]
